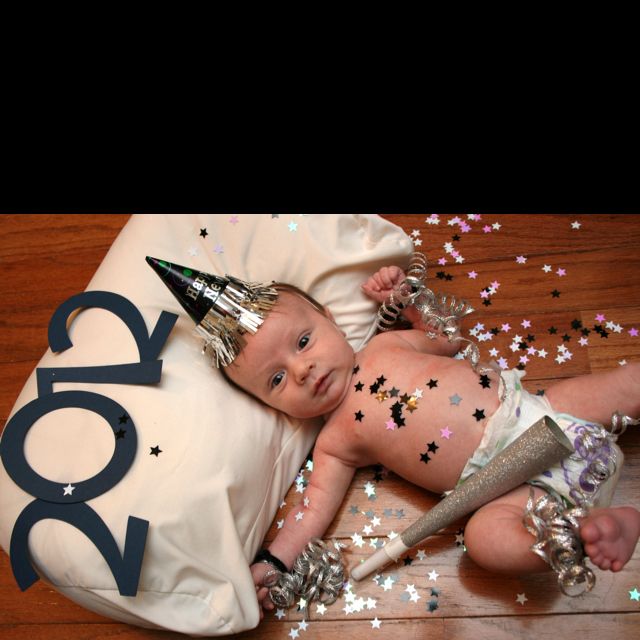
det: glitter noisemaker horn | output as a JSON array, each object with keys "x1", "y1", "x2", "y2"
[
  {"x1": 350, "y1": 415, "x2": 574, "y2": 581},
  {"x1": 146, "y1": 257, "x2": 278, "y2": 367}
]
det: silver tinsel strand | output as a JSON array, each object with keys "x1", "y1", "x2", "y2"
[
  {"x1": 198, "y1": 277, "x2": 278, "y2": 367},
  {"x1": 267, "y1": 539, "x2": 345, "y2": 615}
]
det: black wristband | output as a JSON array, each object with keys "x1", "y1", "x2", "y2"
[{"x1": 253, "y1": 548, "x2": 288, "y2": 573}]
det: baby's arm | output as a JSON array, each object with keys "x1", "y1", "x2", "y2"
[{"x1": 251, "y1": 442, "x2": 357, "y2": 612}]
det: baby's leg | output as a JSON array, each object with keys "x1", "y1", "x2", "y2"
[
  {"x1": 465, "y1": 485, "x2": 640, "y2": 575},
  {"x1": 464, "y1": 485, "x2": 550, "y2": 574},
  {"x1": 544, "y1": 361, "x2": 640, "y2": 426}
]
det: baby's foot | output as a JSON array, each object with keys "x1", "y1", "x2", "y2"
[{"x1": 579, "y1": 507, "x2": 640, "y2": 572}]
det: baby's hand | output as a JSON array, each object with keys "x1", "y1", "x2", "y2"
[
  {"x1": 251, "y1": 562, "x2": 277, "y2": 618},
  {"x1": 361, "y1": 266, "x2": 406, "y2": 303}
]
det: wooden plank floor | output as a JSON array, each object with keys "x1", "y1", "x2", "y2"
[{"x1": 1, "y1": 213, "x2": 639, "y2": 639}]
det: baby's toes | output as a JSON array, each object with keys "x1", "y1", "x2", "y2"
[
  {"x1": 611, "y1": 559, "x2": 624, "y2": 572},
  {"x1": 579, "y1": 521, "x2": 600, "y2": 544}
]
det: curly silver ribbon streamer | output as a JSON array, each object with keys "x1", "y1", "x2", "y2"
[
  {"x1": 523, "y1": 490, "x2": 595, "y2": 596},
  {"x1": 522, "y1": 414, "x2": 638, "y2": 595},
  {"x1": 266, "y1": 539, "x2": 345, "y2": 615},
  {"x1": 567, "y1": 421, "x2": 618, "y2": 509},
  {"x1": 611, "y1": 411, "x2": 640, "y2": 436},
  {"x1": 376, "y1": 252, "x2": 484, "y2": 371}
]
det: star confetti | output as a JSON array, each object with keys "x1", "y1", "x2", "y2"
[
  {"x1": 516, "y1": 593, "x2": 528, "y2": 605},
  {"x1": 150, "y1": 445, "x2": 162, "y2": 456}
]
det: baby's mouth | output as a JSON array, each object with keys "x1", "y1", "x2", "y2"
[{"x1": 314, "y1": 373, "x2": 330, "y2": 396}]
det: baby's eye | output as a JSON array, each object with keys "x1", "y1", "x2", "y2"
[
  {"x1": 271, "y1": 372, "x2": 285, "y2": 388},
  {"x1": 298, "y1": 334, "x2": 310, "y2": 350}
]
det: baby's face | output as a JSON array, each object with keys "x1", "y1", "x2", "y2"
[{"x1": 225, "y1": 291, "x2": 355, "y2": 419}]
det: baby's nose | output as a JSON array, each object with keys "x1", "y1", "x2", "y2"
[{"x1": 296, "y1": 360, "x2": 315, "y2": 384}]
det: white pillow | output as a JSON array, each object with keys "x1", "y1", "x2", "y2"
[{"x1": 0, "y1": 213, "x2": 412, "y2": 636}]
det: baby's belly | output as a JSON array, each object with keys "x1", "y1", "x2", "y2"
[{"x1": 344, "y1": 357, "x2": 501, "y2": 494}]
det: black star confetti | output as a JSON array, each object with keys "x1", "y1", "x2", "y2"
[
  {"x1": 376, "y1": 375, "x2": 387, "y2": 386},
  {"x1": 389, "y1": 387, "x2": 400, "y2": 397},
  {"x1": 551, "y1": 289, "x2": 561, "y2": 298},
  {"x1": 150, "y1": 445, "x2": 162, "y2": 456},
  {"x1": 355, "y1": 410, "x2": 364, "y2": 422},
  {"x1": 427, "y1": 441, "x2": 439, "y2": 454},
  {"x1": 427, "y1": 379, "x2": 438, "y2": 389},
  {"x1": 403, "y1": 556, "x2": 414, "y2": 566},
  {"x1": 119, "y1": 413, "x2": 129, "y2": 424},
  {"x1": 115, "y1": 428, "x2": 126, "y2": 439},
  {"x1": 548, "y1": 326, "x2": 558, "y2": 335},
  {"x1": 571, "y1": 319, "x2": 583, "y2": 331},
  {"x1": 479, "y1": 374, "x2": 491, "y2": 389},
  {"x1": 427, "y1": 599, "x2": 439, "y2": 612},
  {"x1": 420, "y1": 451, "x2": 431, "y2": 464},
  {"x1": 199, "y1": 228, "x2": 208, "y2": 238},
  {"x1": 562, "y1": 334, "x2": 571, "y2": 342},
  {"x1": 354, "y1": 381, "x2": 364, "y2": 392},
  {"x1": 594, "y1": 325, "x2": 609, "y2": 338},
  {"x1": 353, "y1": 365, "x2": 360, "y2": 375},
  {"x1": 369, "y1": 381, "x2": 380, "y2": 394},
  {"x1": 472, "y1": 409, "x2": 485, "y2": 421}
]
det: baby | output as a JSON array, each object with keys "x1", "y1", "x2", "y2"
[
  {"x1": 225, "y1": 265, "x2": 640, "y2": 614},
  {"x1": 145, "y1": 255, "x2": 640, "y2": 616}
]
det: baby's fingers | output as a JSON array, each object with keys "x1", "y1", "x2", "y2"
[{"x1": 257, "y1": 586, "x2": 274, "y2": 611}]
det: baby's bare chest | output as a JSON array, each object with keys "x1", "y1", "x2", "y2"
[{"x1": 325, "y1": 352, "x2": 501, "y2": 493}]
